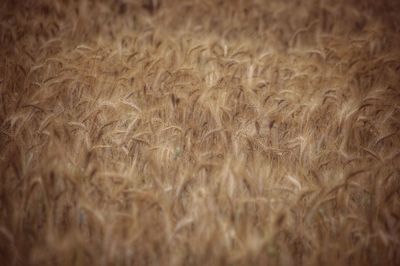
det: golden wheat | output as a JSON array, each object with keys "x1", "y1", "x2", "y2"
[{"x1": 1, "y1": 0, "x2": 400, "y2": 265}]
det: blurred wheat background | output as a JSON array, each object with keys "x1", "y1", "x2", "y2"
[{"x1": 1, "y1": 0, "x2": 400, "y2": 265}]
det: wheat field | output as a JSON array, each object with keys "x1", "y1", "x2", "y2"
[{"x1": 1, "y1": 0, "x2": 400, "y2": 265}]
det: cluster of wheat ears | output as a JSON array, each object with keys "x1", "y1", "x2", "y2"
[{"x1": 1, "y1": 0, "x2": 399, "y2": 265}]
